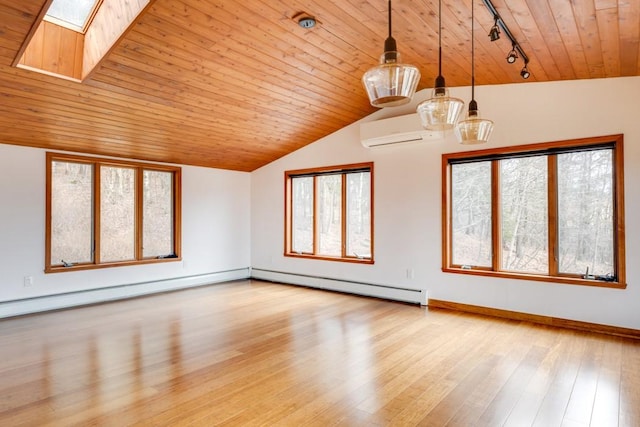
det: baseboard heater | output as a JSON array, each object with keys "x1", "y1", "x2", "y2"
[
  {"x1": 0, "y1": 268, "x2": 251, "y2": 319},
  {"x1": 251, "y1": 268, "x2": 427, "y2": 305}
]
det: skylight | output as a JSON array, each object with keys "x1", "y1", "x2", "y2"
[{"x1": 45, "y1": 0, "x2": 101, "y2": 32}]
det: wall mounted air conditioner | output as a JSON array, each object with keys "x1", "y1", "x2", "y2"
[{"x1": 360, "y1": 113, "x2": 439, "y2": 148}]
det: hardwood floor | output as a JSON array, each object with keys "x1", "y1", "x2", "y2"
[{"x1": 1, "y1": 280, "x2": 638, "y2": 426}]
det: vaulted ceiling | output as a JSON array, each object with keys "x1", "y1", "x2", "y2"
[{"x1": 0, "y1": 0, "x2": 637, "y2": 171}]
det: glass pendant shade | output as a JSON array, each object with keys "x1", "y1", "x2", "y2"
[
  {"x1": 363, "y1": 0, "x2": 420, "y2": 108},
  {"x1": 417, "y1": 82, "x2": 464, "y2": 131},
  {"x1": 455, "y1": 102, "x2": 494, "y2": 145},
  {"x1": 455, "y1": 0, "x2": 493, "y2": 145},
  {"x1": 416, "y1": 0, "x2": 463, "y2": 131},
  {"x1": 363, "y1": 51, "x2": 421, "y2": 108}
]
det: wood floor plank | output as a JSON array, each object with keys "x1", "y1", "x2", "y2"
[
  {"x1": 0, "y1": 280, "x2": 638, "y2": 426},
  {"x1": 619, "y1": 341, "x2": 640, "y2": 427},
  {"x1": 590, "y1": 337, "x2": 622, "y2": 426},
  {"x1": 562, "y1": 336, "x2": 605, "y2": 425},
  {"x1": 532, "y1": 331, "x2": 586, "y2": 426},
  {"x1": 502, "y1": 327, "x2": 565, "y2": 426}
]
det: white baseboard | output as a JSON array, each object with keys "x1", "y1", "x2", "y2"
[
  {"x1": 251, "y1": 268, "x2": 426, "y2": 305},
  {"x1": 0, "y1": 268, "x2": 250, "y2": 318},
  {"x1": 0, "y1": 268, "x2": 428, "y2": 319}
]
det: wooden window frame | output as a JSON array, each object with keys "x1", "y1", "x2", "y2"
[
  {"x1": 43, "y1": 0, "x2": 104, "y2": 34},
  {"x1": 442, "y1": 135, "x2": 626, "y2": 288},
  {"x1": 284, "y1": 162, "x2": 374, "y2": 264},
  {"x1": 45, "y1": 152, "x2": 182, "y2": 273}
]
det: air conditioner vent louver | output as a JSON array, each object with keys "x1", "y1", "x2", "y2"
[{"x1": 360, "y1": 113, "x2": 439, "y2": 148}]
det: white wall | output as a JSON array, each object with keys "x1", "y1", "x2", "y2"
[
  {"x1": 251, "y1": 76, "x2": 640, "y2": 330},
  {"x1": 2, "y1": 77, "x2": 638, "y2": 329},
  {"x1": 0, "y1": 144, "x2": 251, "y2": 306}
]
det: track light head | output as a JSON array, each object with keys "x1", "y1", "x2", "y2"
[
  {"x1": 489, "y1": 17, "x2": 500, "y2": 41},
  {"x1": 489, "y1": 25, "x2": 500, "y2": 41},
  {"x1": 506, "y1": 46, "x2": 518, "y2": 63},
  {"x1": 483, "y1": 1, "x2": 530, "y2": 79}
]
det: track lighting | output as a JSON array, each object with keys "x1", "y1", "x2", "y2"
[
  {"x1": 506, "y1": 45, "x2": 518, "y2": 63},
  {"x1": 488, "y1": 17, "x2": 500, "y2": 41},
  {"x1": 482, "y1": 0, "x2": 531, "y2": 79}
]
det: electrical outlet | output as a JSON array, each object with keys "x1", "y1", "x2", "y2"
[{"x1": 23, "y1": 276, "x2": 33, "y2": 287}]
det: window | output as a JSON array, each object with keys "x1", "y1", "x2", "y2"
[
  {"x1": 46, "y1": 153, "x2": 181, "y2": 272},
  {"x1": 44, "y1": 0, "x2": 102, "y2": 33},
  {"x1": 285, "y1": 163, "x2": 373, "y2": 263},
  {"x1": 442, "y1": 135, "x2": 625, "y2": 288}
]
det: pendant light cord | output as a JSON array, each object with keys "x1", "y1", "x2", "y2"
[
  {"x1": 383, "y1": 0, "x2": 398, "y2": 62},
  {"x1": 438, "y1": 0, "x2": 442, "y2": 76},
  {"x1": 388, "y1": 0, "x2": 392, "y2": 38},
  {"x1": 471, "y1": 0, "x2": 475, "y2": 102}
]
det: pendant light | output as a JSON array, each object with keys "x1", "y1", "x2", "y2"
[
  {"x1": 416, "y1": 0, "x2": 464, "y2": 131},
  {"x1": 455, "y1": 0, "x2": 494, "y2": 144},
  {"x1": 362, "y1": 0, "x2": 421, "y2": 108}
]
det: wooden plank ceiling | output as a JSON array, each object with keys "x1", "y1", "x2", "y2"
[{"x1": 0, "y1": 0, "x2": 638, "y2": 171}]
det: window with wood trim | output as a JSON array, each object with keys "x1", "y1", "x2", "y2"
[
  {"x1": 46, "y1": 152, "x2": 181, "y2": 272},
  {"x1": 442, "y1": 135, "x2": 625, "y2": 288},
  {"x1": 285, "y1": 163, "x2": 373, "y2": 263},
  {"x1": 44, "y1": 0, "x2": 103, "y2": 33}
]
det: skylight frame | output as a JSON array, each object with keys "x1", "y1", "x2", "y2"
[{"x1": 43, "y1": 0, "x2": 104, "y2": 34}]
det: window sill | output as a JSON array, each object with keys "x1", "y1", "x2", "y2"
[
  {"x1": 443, "y1": 267, "x2": 626, "y2": 289},
  {"x1": 45, "y1": 257, "x2": 182, "y2": 273},
  {"x1": 285, "y1": 253, "x2": 374, "y2": 264}
]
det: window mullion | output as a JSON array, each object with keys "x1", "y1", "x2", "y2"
[
  {"x1": 136, "y1": 168, "x2": 143, "y2": 260},
  {"x1": 341, "y1": 173, "x2": 347, "y2": 258},
  {"x1": 313, "y1": 176, "x2": 318, "y2": 255},
  {"x1": 93, "y1": 162, "x2": 101, "y2": 265},
  {"x1": 548, "y1": 155, "x2": 559, "y2": 276},
  {"x1": 491, "y1": 161, "x2": 500, "y2": 272}
]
